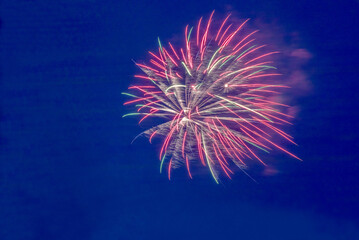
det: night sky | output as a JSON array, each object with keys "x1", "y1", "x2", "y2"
[{"x1": 1, "y1": 0, "x2": 359, "y2": 239}]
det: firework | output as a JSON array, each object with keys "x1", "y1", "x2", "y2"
[{"x1": 123, "y1": 11, "x2": 300, "y2": 183}]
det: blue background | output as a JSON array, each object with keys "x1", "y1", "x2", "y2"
[{"x1": 1, "y1": 0, "x2": 359, "y2": 239}]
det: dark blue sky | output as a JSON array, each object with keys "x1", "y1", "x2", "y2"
[{"x1": 1, "y1": 0, "x2": 359, "y2": 239}]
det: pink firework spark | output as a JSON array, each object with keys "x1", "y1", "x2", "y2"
[{"x1": 123, "y1": 11, "x2": 300, "y2": 183}]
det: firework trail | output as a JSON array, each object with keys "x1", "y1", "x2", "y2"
[{"x1": 123, "y1": 11, "x2": 300, "y2": 183}]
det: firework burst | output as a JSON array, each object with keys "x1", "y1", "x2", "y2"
[{"x1": 123, "y1": 11, "x2": 300, "y2": 183}]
